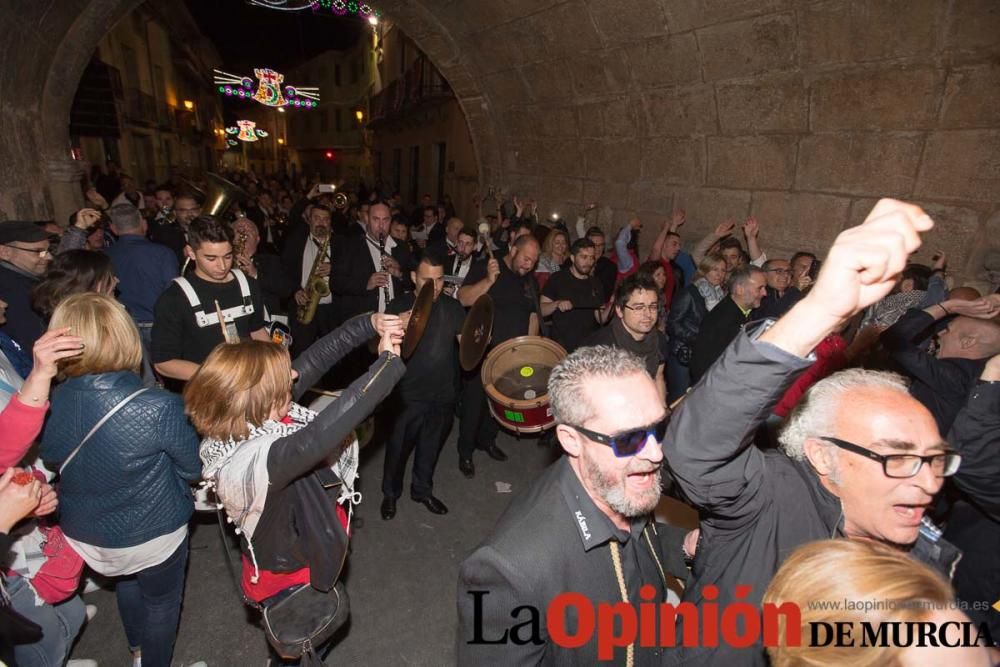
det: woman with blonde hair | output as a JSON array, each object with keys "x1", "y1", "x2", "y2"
[
  {"x1": 39, "y1": 293, "x2": 202, "y2": 667},
  {"x1": 183, "y1": 312, "x2": 404, "y2": 661},
  {"x1": 764, "y1": 539, "x2": 991, "y2": 667},
  {"x1": 536, "y1": 228, "x2": 570, "y2": 283}
]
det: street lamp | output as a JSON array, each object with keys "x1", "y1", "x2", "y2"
[
  {"x1": 355, "y1": 110, "x2": 364, "y2": 122},
  {"x1": 183, "y1": 100, "x2": 194, "y2": 111}
]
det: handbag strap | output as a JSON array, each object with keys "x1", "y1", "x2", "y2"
[{"x1": 59, "y1": 388, "x2": 149, "y2": 476}]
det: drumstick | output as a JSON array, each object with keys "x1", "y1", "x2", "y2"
[
  {"x1": 214, "y1": 300, "x2": 231, "y2": 344},
  {"x1": 478, "y1": 221, "x2": 494, "y2": 261}
]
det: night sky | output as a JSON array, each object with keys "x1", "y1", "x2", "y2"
[{"x1": 185, "y1": 0, "x2": 363, "y2": 71}]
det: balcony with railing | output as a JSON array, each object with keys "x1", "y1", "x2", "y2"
[
  {"x1": 369, "y1": 55, "x2": 452, "y2": 126},
  {"x1": 123, "y1": 86, "x2": 157, "y2": 126}
]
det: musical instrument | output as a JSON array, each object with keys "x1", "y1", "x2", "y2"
[
  {"x1": 214, "y1": 300, "x2": 234, "y2": 343},
  {"x1": 333, "y1": 191, "x2": 349, "y2": 209},
  {"x1": 297, "y1": 232, "x2": 331, "y2": 325},
  {"x1": 377, "y1": 233, "x2": 390, "y2": 308},
  {"x1": 400, "y1": 281, "x2": 434, "y2": 359},
  {"x1": 234, "y1": 229, "x2": 248, "y2": 259},
  {"x1": 183, "y1": 173, "x2": 251, "y2": 220},
  {"x1": 481, "y1": 336, "x2": 566, "y2": 434},
  {"x1": 460, "y1": 294, "x2": 494, "y2": 371}
]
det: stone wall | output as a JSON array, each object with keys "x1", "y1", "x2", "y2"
[
  {"x1": 2, "y1": 0, "x2": 998, "y2": 285},
  {"x1": 391, "y1": 0, "x2": 1000, "y2": 286}
]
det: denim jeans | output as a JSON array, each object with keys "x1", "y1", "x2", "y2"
[
  {"x1": 7, "y1": 575, "x2": 87, "y2": 667},
  {"x1": 114, "y1": 536, "x2": 189, "y2": 667}
]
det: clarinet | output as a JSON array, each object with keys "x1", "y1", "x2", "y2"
[{"x1": 378, "y1": 233, "x2": 390, "y2": 309}]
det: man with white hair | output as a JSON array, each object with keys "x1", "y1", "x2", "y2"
[
  {"x1": 663, "y1": 199, "x2": 961, "y2": 666},
  {"x1": 457, "y1": 344, "x2": 688, "y2": 664}
]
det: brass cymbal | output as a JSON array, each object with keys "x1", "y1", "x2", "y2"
[
  {"x1": 401, "y1": 281, "x2": 435, "y2": 359},
  {"x1": 460, "y1": 294, "x2": 495, "y2": 371}
]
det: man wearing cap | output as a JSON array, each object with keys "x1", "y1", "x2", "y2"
[{"x1": 0, "y1": 222, "x2": 54, "y2": 350}]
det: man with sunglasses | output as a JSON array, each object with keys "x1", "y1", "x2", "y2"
[
  {"x1": 663, "y1": 199, "x2": 963, "y2": 667},
  {"x1": 0, "y1": 222, "x2": 54, "y2": 351},
  {"x1": 458, "y1": 345, "x2": 688, "y2": 665}
]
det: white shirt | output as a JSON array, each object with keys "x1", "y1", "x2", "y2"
[
  {"x1": 365, "y1": 234, "x2": 396, "y2": 312},
  {"x1": 301, "y1": 235, "x2": 332, "y2": 305},
  {"x1": 66, "y1": 524, "x2": 187, "y2": 577}
]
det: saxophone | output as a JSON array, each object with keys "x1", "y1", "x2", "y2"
[
  {"x1": 296, "y1": 232, "x2": 331, "y2": 325},
  {"x1": 234, "y1": 230, "x2": 248, "y2": 259}
]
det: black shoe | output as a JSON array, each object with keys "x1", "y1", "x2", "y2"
[
  {"x1": 380, "y1": 496, "x2": 397, "y2": 520},
  {"x1": 412, "y1": 495, "x2": 449, "y2": 515},
  {"x1": 482, "y1": 443, "x2": 508, "y2": 462},
  {"x1": 459, "y1": 458, "x2": 475, "y2": 478}
]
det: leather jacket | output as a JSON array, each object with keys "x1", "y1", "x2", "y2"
[{"x1": 666, "y1": 283, "x2": 707, "y2": 348}]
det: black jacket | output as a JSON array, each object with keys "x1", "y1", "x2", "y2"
[
  {"x1": 252, "y1": 252, "x2": 297, "y2": 317},
  {"x1": 330, "y1": 233, "x2": 413, "y2": 319},
  {"x1": 880, "y1": 308, "x2": 987, "y2": 433},
  {"x1": 249, "y1": 315, "x2": 405, "y2": 587},
  {"x1": 751, "y1": 286, "x2": 801, "y2": 321},
  {"x1": 0, "y1": 263, "x2": 43, "y2": 350},
  {"x1": 666, "y1": 283, "x2": 707, "y2": 352},
  {"x1": 664, "y1": 332, "x2": 962, "y2": 666},
  {"x1": 948, "y1": 381, "x2": 1000, "y2": 521},
  {"x1": 458, "y1": 457, "x2": 688, "y2": 666},
  {"x1": 280, "y1": 231, "x2": 331, "y2": 298},
  {"x1": 689, "y1": 297, "x2": 749, "y2": 382}
]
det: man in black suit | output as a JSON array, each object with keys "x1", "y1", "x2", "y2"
[
  {"x1": 689, "y1": 265, "x2": 767, "y2": 382},
  {"x1": 457, "y1": 345, "x2": 687, "y2": 664},
  {"x1": 281, "y1": 204, "x2": 336, "y2": 357},
  {"x1": 331, "y1": 200, "x2": 414, "y2": 320},
  {"x1": 442, "y1": 226, "x2": 477, "y2": 298},
  {"x1": 245, "y1": 190, "x2": 286, "y2": 254}
]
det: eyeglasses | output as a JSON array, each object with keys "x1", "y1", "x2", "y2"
[
  {"x1": 819, "y1": 436, "x2": 961, "y2": 479},
  {"x1": 767, "y1": 268, "x2": 791, "y2": 275},
  {"x1": 568, "y1": 419, "x2": 668, "y2": 458},
  {"x1": 5, "y1": 244, "x2": 52, "y2": 258},
  {"x1": 622, "y1": 303, "x2": 658, "y2": 314}
]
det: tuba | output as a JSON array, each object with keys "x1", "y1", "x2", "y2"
[
  {"x1": 297, "y1": 231, "x2": 331, "y2": 325},
  {"x1": 183, "y1": 173, "x2": 251, "y2": 220}
]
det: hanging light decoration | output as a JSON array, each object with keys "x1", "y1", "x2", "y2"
[{"x1": 213, "y1": 68, "x2": 320, "y2": 109}]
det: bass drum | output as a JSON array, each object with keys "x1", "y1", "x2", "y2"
[
  {"x1": 481, "y1": 336, "x2": 567, "y2": 434},
  {"x1": 306, "y1": 389, "x2": 376, "y2": 451}
]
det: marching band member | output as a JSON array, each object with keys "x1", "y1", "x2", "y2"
[{"x1": 151, "y1": 216, "x2": 268, "y2": 384}]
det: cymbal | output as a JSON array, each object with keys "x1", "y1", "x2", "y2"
[
  {"x1": 460, "y1": 294, "x2": 495, "y2": 371},
  {"x1": 401, "y1": 281, "x2": 435, "y2": 358}
]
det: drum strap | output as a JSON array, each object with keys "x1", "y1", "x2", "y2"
[{"x1": 174, "y1": 269, "x2": 255, "y2": 328}]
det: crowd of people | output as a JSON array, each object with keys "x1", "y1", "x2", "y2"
[{"x1": 0, "y1": 162, "x2": 997, "y2": 666}]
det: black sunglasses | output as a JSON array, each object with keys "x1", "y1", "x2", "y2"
[
  {"x1": 569, "y1": 419, "x2": 668, "y2": 458},
  {"x1": 819, "y1": 436, "x2": 961, "y2": 479}
]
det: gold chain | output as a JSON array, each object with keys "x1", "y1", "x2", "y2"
[{"x1": 608, "y1": 541, "x2": 634, "y2": 667}]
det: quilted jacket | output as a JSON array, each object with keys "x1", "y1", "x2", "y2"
[{"x1": 40, "y1": 370, "x2": 201, "y2": 549}]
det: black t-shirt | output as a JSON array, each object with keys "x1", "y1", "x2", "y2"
[
  {"x1": 386, "y1": 292, "x2": 465, "y2": 403},
  {"x1": 594, "y1": 256, "x2": 617, "y2": 303},
  {"x1": 541, "y1": 270, "x2": 603, "y2": 353},
  {"x1": 464, "y1": 258, "x2": 537, "y2": 346},
  {"x1": 151, "y1": 271, "x2": 266, "y2": 365}
]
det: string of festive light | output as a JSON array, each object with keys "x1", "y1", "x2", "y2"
[
  {"x1": 213, "y1": 68, "x2": 320, "y2": 109},
  {"x1": 226, "y1": 120, "x2": 270, "y2": 142},
  {"x1": 311, "y1": 0, "x2": 381, "y2": 19}
]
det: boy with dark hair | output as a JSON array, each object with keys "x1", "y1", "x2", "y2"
[{"x1": 152, "y1": 216, "x2": 269, "y2": 383}]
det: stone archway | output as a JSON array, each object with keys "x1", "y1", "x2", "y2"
[{"x1": 2, "y1": 0, "x2": 999, "y2": 280}]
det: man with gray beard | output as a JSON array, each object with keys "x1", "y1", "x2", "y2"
[{"x1": 457, "y1": 345, "x2": 688, "y2": 665}]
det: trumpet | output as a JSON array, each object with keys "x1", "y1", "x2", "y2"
[
  {"x1": 333, "y1": 191, "x2": 349, "y2": 209},
  {"x1": 297, "y1": 231, "x2": 331, "y2": 325}
]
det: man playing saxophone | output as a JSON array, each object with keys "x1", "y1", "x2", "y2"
[{"x1": 280, "y1": 204, "x2": 337, "y2": 357}]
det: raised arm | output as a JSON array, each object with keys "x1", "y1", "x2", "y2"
[
  {"x1": 667, "y1": 198, "x2": 934, "y2": 521},
  {"x1": 743, "y1": 216, "x2": 764, "y2": 264},
  {"x1": 270, "y1": 349, "x2": 405, "y2": 490},
  {"x1": 692, "y1": 219, "x2": 736, "y2": 263}
]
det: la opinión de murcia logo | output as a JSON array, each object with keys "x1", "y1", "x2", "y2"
[{"x1": 465, "y1": 586, "x2": 994, "y2": 659}]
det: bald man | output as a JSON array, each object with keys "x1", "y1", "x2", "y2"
[
  {"x1": 881, "y1": 294, "x2": 1000, "y2": 431},
  {"x1": 455, "y1": 235, "x2": 541, "y2": 477}
]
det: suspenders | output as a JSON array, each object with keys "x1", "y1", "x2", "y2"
[{"x1": 173, "y1": 269, "x2": 255, "y2": 329}]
